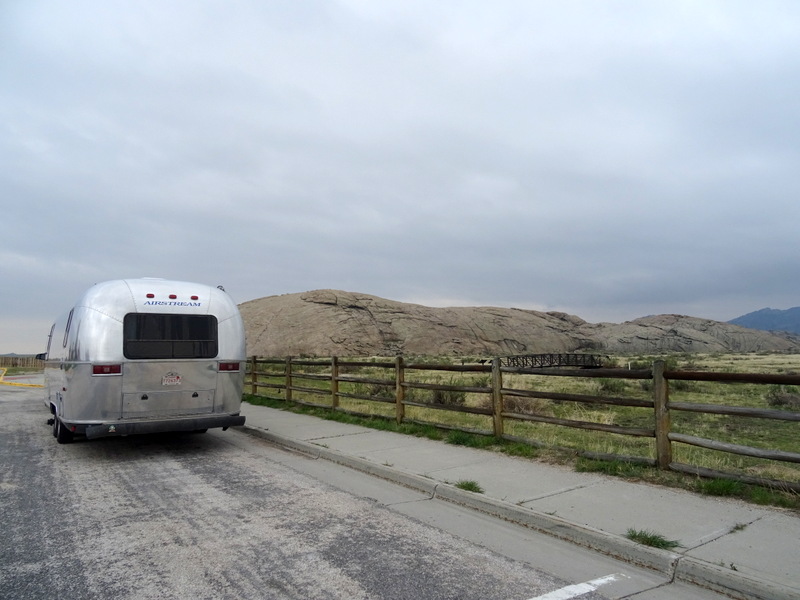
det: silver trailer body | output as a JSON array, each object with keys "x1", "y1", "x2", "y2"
[{"x1": 42, "y1": 278, "x2": 246, "y2": 443}]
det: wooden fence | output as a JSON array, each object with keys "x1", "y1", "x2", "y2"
[
  {"x1": 246, "y1": 356, "x2": 800, "y2": 492},
  {"x1": 0, "y1": 356, "x2": 43, "y2": 368}
]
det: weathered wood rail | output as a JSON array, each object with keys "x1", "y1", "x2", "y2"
[{"x1": 246, "y1": 356, "x2": 800, "y2": 492}]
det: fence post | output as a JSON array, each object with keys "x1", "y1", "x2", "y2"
[
  {"x1": 492, "y1": 357, "x2": 504, "y2": 437},
  {"x1": 285, "y1": 356, "x2": 293, "y2": 403},
  {"x1": 250, "y1": 356, "x2": 257, "y2": 395},
  {"x1": 331, "y1": 356, "x2": 339, "y2": 409},
  {"x1": 653, "y1": 360, "x2": 672, "y2": 469},
  {"x1": 395, "y1": 356, "x2": 405, "y2": 425}
]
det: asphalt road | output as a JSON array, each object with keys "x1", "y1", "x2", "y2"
[{"x1": 1, "y1": 386, "x2": 611, "y2": 600}]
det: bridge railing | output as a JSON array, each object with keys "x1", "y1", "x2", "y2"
[{"x1": 499, "y1": 353, "x2": 604, "y2": 368}]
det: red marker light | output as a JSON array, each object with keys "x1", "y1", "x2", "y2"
[
  {"x1": 169, "y1": 294, "x2": 177, "y2": 299},
  {"x1": 219, "y1": 362, "x2": 240, "y2": 372},
  {"x1": 191, "y1": 295, "x2": 199, "y2": 300},
  {"x1": 146, "y1": 293, "x2": 155, "y2": 298},
  {"x1": 92, "y1": 364, "x2": 122, "y2": 375}
]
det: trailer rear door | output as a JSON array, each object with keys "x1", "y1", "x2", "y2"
[
  {"x1": 122, "y1": 361, "x2": 217, "y2": 418},
  {"x1": 121, "y1": 313, "x2": 220, "y2": 419}
]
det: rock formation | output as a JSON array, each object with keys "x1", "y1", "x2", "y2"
[{"x1": 239, "y1": 290, "x2": 800, "y2": 357}]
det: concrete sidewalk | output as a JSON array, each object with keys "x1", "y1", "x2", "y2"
[{"x1": 240, "y1": 402, "x2": 799, "y2": 600}]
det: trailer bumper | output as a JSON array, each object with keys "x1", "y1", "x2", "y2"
[{"x1": 84, "y1": 414, "x2": 246, "y2": 439}]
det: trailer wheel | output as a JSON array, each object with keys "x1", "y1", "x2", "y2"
[{"x1": 54, "y1": 417, "x2": 74, "y2": 444}]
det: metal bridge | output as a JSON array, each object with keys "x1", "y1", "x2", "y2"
[{"x1": 499, "y1": 353, "x2": 605, "y2": 369}]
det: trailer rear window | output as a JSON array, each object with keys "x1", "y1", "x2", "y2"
[{"x1": 123, "y1": 314, "x2": 218, "y2": 359}]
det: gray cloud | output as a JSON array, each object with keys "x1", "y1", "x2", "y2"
[{"x1": 2, "y1": 1, "x2": 800, "y2": 352}]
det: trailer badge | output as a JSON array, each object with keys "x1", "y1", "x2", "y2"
[
  {"x1": 143, "y1": 300, "x2": 202, "y2": 307},
  {"x1": 108, "y1": 425, "x2": 116, "y2": 433},
  {"x1": 162, "y1": 372, "x2": 182, "y2": 386}
]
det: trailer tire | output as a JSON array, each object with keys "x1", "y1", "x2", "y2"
[{"x1": 55, "y1": 417, "x2": 74, "y2": 444}]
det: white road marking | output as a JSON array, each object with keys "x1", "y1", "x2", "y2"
[{"x1": 526, "y1": 573, "x2": 627, "y2": 600}]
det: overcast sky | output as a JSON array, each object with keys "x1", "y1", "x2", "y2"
[{"x1": 2, "y1": 1, "x2": 799, "y2": 353}]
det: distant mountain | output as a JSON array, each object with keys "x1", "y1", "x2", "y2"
[
  {"x1": 240, "y1": 290, "x2": 800, "y2": 357},
  {"x1": 728, "y1": 307, "x2": 800, "y2": 334}
]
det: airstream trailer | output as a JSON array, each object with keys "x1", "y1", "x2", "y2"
[{"x1": 41, "y1": 278, "x2": 246, "y2": 443}]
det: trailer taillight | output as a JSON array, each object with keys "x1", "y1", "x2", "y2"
[
  {"x1": 219, "y1": 362, "x2": 240, "y2": 372},
  {"x1": 92, "y1": 364, "x2": 122, "y2": 376}
]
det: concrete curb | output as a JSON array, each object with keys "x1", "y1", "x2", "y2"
[
  {"x1": 239, "y1": 424, "x2": 795, "y2": 600},
  {"x1": 0, "y1": 370, "x2": 44, "y2": 388},
  {"x1": 239, "y1": 426, "x2": 674, "y2": 573},
  {"x1": 0, "y1": 381, "x2": 44, "y2": 387},
  {"x1": 675, "y1": 558, "x2": 796, "y2": 600},
  {"x1": 0, "y1": 368, "x2": 44, "y2": 388},
  {"x1": 237, "y1": 426, "x2": 440, "y2": 497}
]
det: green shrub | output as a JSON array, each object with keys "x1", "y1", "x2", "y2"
[
  {"x1": 432, "y1": 388, "x2": 466, "y2": 405},
  {"x1": 595, "y1": 378, "x2": 626, "y2": 395},
  {"x1": 351, "y1": 382, "x2": 394, "y2": 399},
  {"x1": 697, "y1": 478, "x2": 744, "y2": 497},
  {"x1": 446, "y1": 430, "x2": 496, "y2": 448},
  {"x1": 670, "y1": 379, "x2": 696, "y2": 392},
  {"x1": 625, "y1": 528, "x2": 680, "y2": 550},
  {"x1": 628, "y1": 356, "x2": 680, "y2": 371},
  {"x1": 628, "y1": 359, "x2": 651, "y2": 370},
  {"x1": 503, "y1": 442, "x2": 539, "y2": 458},
  {"x1": 473, "y1": 375, "x2": 490, "y2": 388},
  {"x1": 576, "y1": 458, "x2": 647, "y2": 478},
  {"x1": 765, "y1": 385, "x2": 800, "y2": 410},
  {"x1": 500, "y1": 395, "x2": 550, "y2": 416},
  {"x1": 446, "y1": 430, "x2": 474, "y2": 446},
  {"x1": 369, "y1": 383, "x2": 395, "y2": 399},
  {"x1": 454, "y1": 480, "x2": 484, "y2": 493}
]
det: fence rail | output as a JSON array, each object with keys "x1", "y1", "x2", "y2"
[{"x1": 246, "y1": 356, "x2": 800, "y2": 492}]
